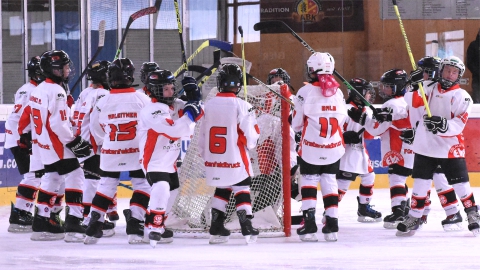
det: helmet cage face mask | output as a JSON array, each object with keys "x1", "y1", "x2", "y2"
[
  {"x1": 417, "y1": 56, "x2": 440, "y2": 80},
  {"x1": 438, "y1": 56, "x2": 465, "y2": 89},
  {"x1": 267, "y1": 68, "x2": 291, "y2": 85},
  {"x1": 147, "y1": 70, "x2": 177, "y2": 105},
  {"x1": 348, "y1": 78, "x2": 375, "y2": 105}
]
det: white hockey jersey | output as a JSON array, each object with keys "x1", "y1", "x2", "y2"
[
  {"x1": 339, "y1": 103, "x2": 374, "y2": 174},
  {"x1": 403, "y1": 81, "x2": 434, "y2": 128},
  {"x1": 89, "y1": 87, "x2": 151, "y2": 172},
  {"x1": 291, "y1": 82, "x2": 348, "y2": 166},
  {"x1": 199, "y1": 92, "x2": 260, "y2": 187},
  {"x1": 73, "y1": 86, "x2": 109, "y2": 156},
  {"x1": 5, "y1": 80, "x2": 38, "y2": 149},
  {"x1": 139, "y1": 99, "x2": 195, "y2": 173},
  {"x1": 18, "y1": 79, "x2": 76, "y2": 165},
  {"x1": 412, "y1": 83, "x2": 472, "y2": 158},
  {"x1": 364, "y1": 97, "x2": 414, "y2": 169}
]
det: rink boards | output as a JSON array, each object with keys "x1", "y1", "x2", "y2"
[{"x1": 1, "y1": 104, "x2": 480, "y2": 205}]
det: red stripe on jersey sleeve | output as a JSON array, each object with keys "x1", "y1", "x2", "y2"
[
  {"x1": 46, "y1": 111, "x2": 65, "y2": 160},
  {"x1": 142, "y1": 129, "x2": 160, "y2": 172}
]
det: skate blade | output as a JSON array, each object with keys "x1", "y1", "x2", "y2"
[
  {"x1": 383, "y1": 221, "x2": 401, "y2": 229},
  {"x1": 64, "y1": 232, "x2": 86, "y2": 243},
  {"x1": 443, "y1": 223, "x2": 463, "y2": 232},
  {"x1": 299, "y1": 233, "x2": 318, "y2": 242},
  {"x1": 209, "y1": 235, "x2": 229, "y2": 244},
  {"x1": 83, "y1": 235, "x2": 100, "y2": 245},
  {"x1": 244, "y1": 234, "x2": 258, "y2": 244},
  {"x1": 31, "y1": 231, "x2": 64, "y2": 241},
  {"x1": 8, "y1": 224, "x2": 32, "y2": 233},
  {"x1": 396, "y1": 229, "x2": 416, "y2": 237},
  {"x1": 357, "y1": 216, "x2": 382, "y2": 223},
  {"x1": 323, "y1": 232, "x2": 338, "y2": 242},
  {"x1": 128, "y1": 234, "x2": 145, "y2": 244},
  {"x1": 102, "y1": 229, "x2": 115, "y2": 238},
  {"x1": 470, "y1": 228, "x2": 480, "y2": 237}
]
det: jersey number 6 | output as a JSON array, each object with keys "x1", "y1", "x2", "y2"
[{"x1": 209, "y1": 126, "x2": 227, "y2": 154}]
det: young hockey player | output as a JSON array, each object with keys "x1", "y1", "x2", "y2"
[
  {"x1": 348, "y1": 69, "x2": 413, "y2": 230},
  {"x1": 292, "y1": 52, "x2": 348, "y2": 242},
  {"x1": 198, "y1": 63, "x2": 260, "y2": 244},
  {"x1": 84, "y1": 58, "x2": 151, "y2": 244},
  {"x1": 402, "y1": 56, "x2": 462, "y2": 231},
  {"x1": 5, "y1": 56, "x2": 45, "y2": 233},
  {"x1": 337, "y1": 78, "x2": 382, "y2": 223},
  {"x1": 18, "y1": 50, "x2": 91, "y2": 242},
  {"x1": 138, "y1": 62, "x2": 160, "y2": 95},
  {"x1": 139, "y1": 71, "x2": 203, "y2": 247},
  {"x1": 397, "y1": 56, "x2": 480, "y2": 236}
]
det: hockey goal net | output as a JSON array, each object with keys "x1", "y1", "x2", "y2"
[{"x1": 166, "y1": 83, "x2": 292, "y2": 237}]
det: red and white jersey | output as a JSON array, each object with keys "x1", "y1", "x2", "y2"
[
  {"x1": 73, "y1": 86, "x2": 109, "y2": 157},
  {"x1": 412, "y1": 82, "x2": 472, "y2": 158},
  {"x1": 404, "y1": 80, "x2": 435, "y2": 128},
  {"x1": 291, "y1": 83, "x2": 347, "y2": 166},
  {"x1": 139, "y1": 99, "x2": 195, "y2": 173},
  {"x1": 5, "y1": 80, "x2": 38, "y2": 149},
  {"x1": 339, "y1": 103, "x2": 374, "y2": 174},
  {"x1": 364, "y1": 97, "x2": 414, "y2": 169},
  {"x1": 18, "y1": 79, "x2": 76, "y2": 165},
  {"x1": 90, "y1": 88, "x2": 150, "y2": 172},
  {"x1": 198, "y1": 92, "x2": 260, "y2": 187}
]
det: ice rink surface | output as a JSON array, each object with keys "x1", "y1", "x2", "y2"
[{"x1": 1, "y1": 188, "x2": 480, "y2": 270}]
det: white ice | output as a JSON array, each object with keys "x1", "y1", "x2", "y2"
[{"x1": 1, "y1": 188, "x2": 480, "y2": 269}]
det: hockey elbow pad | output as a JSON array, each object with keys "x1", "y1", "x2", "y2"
[{"x1": 66, "y1": 136, "x2": 92, "y2": 158}]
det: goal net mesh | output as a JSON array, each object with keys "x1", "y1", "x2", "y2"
[{"x1": 166, "y1": 83, "x2": 289, "y2": 237}]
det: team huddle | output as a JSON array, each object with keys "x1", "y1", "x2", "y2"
[{"x1": 5, "y1": 48, "x2": 480, "y2": 245}]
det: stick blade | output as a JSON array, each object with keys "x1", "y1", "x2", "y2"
[
  {"x1": 98, "y1": 20, "x2": 106, "y2": 47},
  {"x1": 253, "y1": 20, "x2": 283, "y2": 31}
]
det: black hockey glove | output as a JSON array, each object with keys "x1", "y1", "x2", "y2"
[
  {"x1": 423, "y1": 115, "x2": 448, "y2": 134},
  {"x1": 409, "y1": 68, "x2": 424, "y2": 91},
  {"x1": 374, "y1": 107, "x2": 393, "y2": 123},
  {"x1": 183, "y1": 101, "x2": 203, "y2": 122},
  {"x1": 343, "y1": 130, "x2": 362, "y2": 144},
  {"x1": 347, "y1": 107, "x2": 367, "y2": 126},
  {"x1": 66, "y1": 136, "x2": 92, "y2": 158},
  {"x1": 18, "y1": 132, "x2": 32, "y2": 155},
  {"x1": 182, "y1": 76, "x2": 201, "y2": 102},
  {"x1": 400, "y1": 128, "x2": 415, "y2": 145}
]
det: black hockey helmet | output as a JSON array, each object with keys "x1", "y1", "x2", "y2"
[
  {"x1": 146, "y1": 69, "x2": 177, "y2": 105},
  {"x1": 379, "y1": 69, "x2": 407, "y2": 100},
  {"x1": 26, "y1": 56, "x2": 45, "y2": 84},
  {"x1": 40, "y1": 50, "x2": 73, "y2": 84},
  {"x1": 417, "y1": 56, "x2": 441, "y2": 80},
  {"x1": 267, "y1": 68, "x2": 290, "y2": 85},
  {"x1": 217, "y1": 63, "x2": 243, "y2": 94},
  {"x1": 347, "y1": 78, "x2": 375, "y2": 105},
  {"x1": 87, "y1": 60, "x2": 110, "y2": 89},
  {"x1": 107, "y1": 58, "x2": 135, "y2": 89},
  {"x1": 140, "y1": 62, "x2": 160, "y2": 84}
]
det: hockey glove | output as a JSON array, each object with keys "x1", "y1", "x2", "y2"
[
  {"x1": 347, "y1": 107, "x2": 367, "y2": 126},
  {"x1": 343, "y1": 130, "x2": 362, "y2": 144},
  {"x1": 18, "y1": 132, "x2": 32, "y2": 155},
  {"x1": 409, "y1": 68, "x2": 424, "y2": 91},
  {"x1": 374, "y1": 107, "x2": 393, "y2": 123},
  {"x1": 423, "y1": 115, "x2": 448, "y2": 134},
  {"x1": 66, "y1": 136, "x2": 92, "y2": 158},
  {"x1": 183, "y1": 101, "x2": 204, "y2": 122},
  {"x1": 182, "y1": 76, "x2": 202, "y2": 102},
  {"x1": 400, "y1": 128, "x2": 415, "y2": 145}
]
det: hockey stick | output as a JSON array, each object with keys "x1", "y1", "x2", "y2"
[
  {"x1": 71, "y1": 20, "x2": 106, "y2": 97},
  {"x1": 253, "y1": 20, "x2": 377, "y2": 116},
  {"x1": 83, "y1": 168, "x2": 133, "y2": 190},
  {"x1": 392, "y1": 0, "x2": 431, "y2": 117},
  {"x1": 173, "y1": 39, "x2": 233, "y2": 77},
  {"x1": 114, "y1": 0, "x2": 162, "y2": 60},
  {"x1": 238, "y1": 26, "x2": 248, "y2": 100},
  {"x1": 174, "y1": 0, "x2": 188, "y2": 77}
]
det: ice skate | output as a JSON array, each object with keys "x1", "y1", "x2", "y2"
[
  {"x1": 356, "y1": 197, "x2": 382, "y2": 223},
  {"x1": 106, "y1": 211, "x2": 119, "y2": 224},
  {"x1": 102, "y1": 220, "x2": 115, "y2": 237},
  {"x1": 8, "y1": 203, "x2": 34, "y2": 233},
  {"x1": 396, "y1": 215, "x2": 420, "y2": 237},
  {"x1": 84, "y1": 211, "x2": 104, "y2": 245},
  {"x1": 417, "y1": 215, "x2": 428, "y2": 230},
  {"x1": 237, "y1": 210, "x2": 259, "y2": 244},
  {"x1": 123, "y1": 209, "x2": 145, "y2": 244},
  {"x1": 441, "y1": 211, "x2": 463, "y2": 232},
  {"x1": 209, "y1": 208, "x2": 230, "y2": 244},
  {"x1": 322, "y1": 215, "x2": 338, "y2": 242},
  {"x1": 297, "y1": 208, "x2": 318, "y2": 242},
  {"x1": 465, "y1": 206, "x2": 480, "y2": 236},
  {"x1": 50, "y1": 208, "x2": 64, "y2": 227},
  {"x1": 148, "y1": 228, "x2": 173, "y2": 248},
  {"x1": 383, "y1": 200, "x2": 408, "y2": 229},
  {"x1": 64, "y1": 214, "x2": 86, "y2": 243},
  {"x1": 30, "y1": 207, "x2": 64, "y2": 241}
]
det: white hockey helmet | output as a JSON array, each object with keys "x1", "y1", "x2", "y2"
[
  {"x1": 438, "y1": 56, "x2": 465, "y2": 89},
  {"x1": 306, "y1": 52, "x2": 335, "y2": 75}
]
